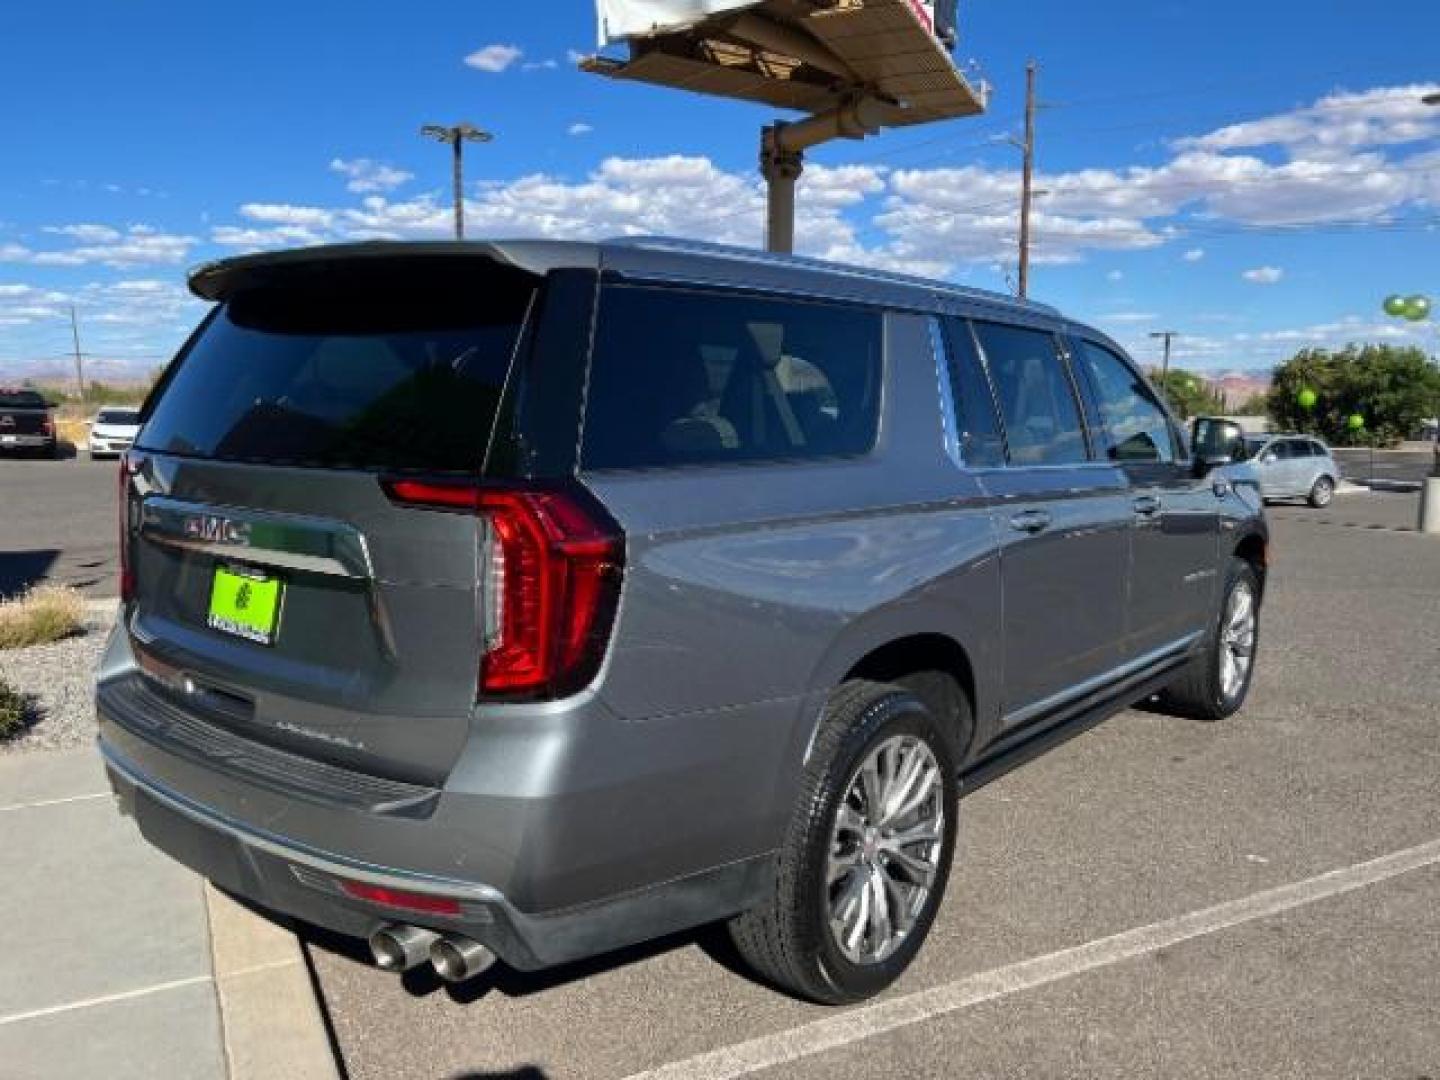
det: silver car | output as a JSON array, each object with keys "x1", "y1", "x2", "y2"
[{"x1": 1243, "y1": 433, "x2": 1340, "y2": 507}]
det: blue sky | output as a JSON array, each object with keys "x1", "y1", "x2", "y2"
[{"x1": 1, "y1": 0, "x2": 1437, "y2": 377}]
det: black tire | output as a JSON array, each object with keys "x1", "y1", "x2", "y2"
[
  {"x1": 1154, "y1": 558, "x2": 1261, "y2": 721},
  {"x1": 728, "y1": 679, "x2": 960, "y2": 1004},
  {"x1": 1308, "y1": 475, "x2": 1335, "y2": 508}
]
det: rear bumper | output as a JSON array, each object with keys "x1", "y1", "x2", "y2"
[
  {"x1": 94, "y1": 619, "x2": 787, "y2": 970},
  {"x1": 0, "y1": 434, "x2": 54, "y2": 449},
  {"x1": 100, "y1": 737, "x2": 771, "y2": 970}
]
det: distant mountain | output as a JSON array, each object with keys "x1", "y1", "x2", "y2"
[{"x1": 0, "y1": 358, "x2": 157, "y2": 387}]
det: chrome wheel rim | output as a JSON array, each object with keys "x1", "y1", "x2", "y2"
[
  {"x1": 827, "y1": 735, "x2": 945, "y2": 966},
  {"x1": 1314, "y1": 479, "x2": 1333, "y2": 506},
  {"x1": 1219, "y1": 581, "x2": 1256, "y2": 700}
]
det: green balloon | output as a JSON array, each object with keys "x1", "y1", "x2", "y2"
[
  {"x1": 1383, "y1": 294, "x2": 1409, "y2": 317},
  {"x1": 1347, "y1": 413, "x2": 1365, "y2": 431},
  {"x1": 1404, "y1": 294, "x2": 1431, "y2": 322},
  {"x1": 1297, "y1": 387, "x2": 1318, "y2": 410}
]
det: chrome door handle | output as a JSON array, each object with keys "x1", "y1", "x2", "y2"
[
  {"x1": 1009, "y1": 509, "x2": 1052, "y2": 534},
  {"x1": 1132, "y1": 495, "x2": 1162, "y2": 517}
]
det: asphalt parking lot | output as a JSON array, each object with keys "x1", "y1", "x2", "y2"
[
  {"x1": 300, "y1": 490, "x2": 1440, "y2": 1080},
  {"x1": 0, "y1": 456, "x2": 120, "y2": 598}
]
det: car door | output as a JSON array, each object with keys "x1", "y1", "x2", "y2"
[
  {"x1": 953, "y1": 317, "x2": 1129, "y2": 729},
  {"x1": 1258, "y1": 438, "x2": 1300, "y2": 496},
  {"x1": 1069, "y1": 336, "x2": 1221, "y2": 662}
]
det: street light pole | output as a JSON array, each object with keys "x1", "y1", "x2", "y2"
[
  {"x1": 420, "y1": 122, "x2": 493, "y2": 239},
  {"x1": 1150, "y1": 330, "x2": 1178, "y2": 389}
]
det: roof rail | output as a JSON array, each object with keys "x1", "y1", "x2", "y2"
[{"x1": 606, "y1": 236, "x2": 1060, "y2": 315}]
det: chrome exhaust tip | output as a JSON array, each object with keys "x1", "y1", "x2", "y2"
[
  {"x1": 429, "y1": 934, "x2": 497, "y2": 983},
  {"x1": 368, "y1": 925, "x2": 440, "y2": 972}
]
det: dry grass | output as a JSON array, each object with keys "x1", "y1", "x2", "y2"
[
  {"x1": 0, "y1": 678, "x2": 29, "y2": 739},
  {"x1": 0, "y1": 585, "x2": 86, "y2": 649},
  {"x1": 55, "y1": 418, "x2": 90, "y2": 446}
]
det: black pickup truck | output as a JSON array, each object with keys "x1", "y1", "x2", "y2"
[{"x1": 0, "y1": 389, "x2": 58, "y2": 457}]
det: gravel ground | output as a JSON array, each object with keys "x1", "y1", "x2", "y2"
[{"x1": 0, "y1": 609, "x2": 114, "y2": 755}]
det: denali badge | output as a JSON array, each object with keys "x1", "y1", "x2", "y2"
[{"x1": 183, "y1": 515, "x2": 251, "y2": 546}]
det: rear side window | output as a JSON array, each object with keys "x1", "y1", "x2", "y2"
[
  {"x1": 971, "y1": 322, "x2": 1089, "y2": 466},
  {"x1": 1074, "y1": 340, "x2": 1176, "y2": 464},
  {"x1": 139, "y1": 261, "x2": 537, "y2": 473},
  {"x1": 582, "y1": 286, "x2": 882, "y2": 469},
  {"x1": 941, "y1": 318, "x2": 1005, "y2": 467}
]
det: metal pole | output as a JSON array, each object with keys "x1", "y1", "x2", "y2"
[
  {"x1": 1017, "y1": 61, "x2": 1037, "y2": 300},
  {"x1": 761, "y1": 124, "x2": 804, "y2": 254},
  {"x1": 452, "y1": 135, "x2": 464, "y2": 240},
  {"x1": 69, "y1": 305, "x2": 86, "y2": 406}
]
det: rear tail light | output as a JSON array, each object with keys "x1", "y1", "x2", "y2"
[
  {"x1": 118, "y1": 453, "x2": 135, "y2": 602},
  {"x1": 40, "y1": 416, "x2": 54, "y2": 435},
  {"x1": 383, "y1": 479, "x2": 624, "y2": 701}
]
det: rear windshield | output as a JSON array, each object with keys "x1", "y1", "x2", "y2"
[
  {"x1": 0, "y1": 390, "x2": 46, "y2": 409},
  {"x1": 139, "y1": 261, "x2": 536, "y2": 473},
  {"x1": 97, "y1": 408, "x2": 139, "y2": 424}
]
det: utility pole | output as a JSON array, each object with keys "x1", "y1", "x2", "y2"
[
  {"x1": 1017, "y1": 60, "x2": 1038, "y2": 300},
  {"x1": 1150, "y1": 330, "x2": 1179, "y2": 392},
  {"x1": 69, "y1": 304, "x2": 86, "y2": 406},
  {"x1": 420, "y1": 122, "x2": 493, "y2": 239}
]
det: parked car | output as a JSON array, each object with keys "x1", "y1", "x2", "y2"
[
  {"x1": 88, "y1": 407, "x2": 142, "y2": 458},
  {"x1": 1241, "y1": 433, "x2": 1340, "y2": 507},
  {"x1": 98, "y1": 239, "x2": 1268, "y2": 1004},
  {"x1": 0, "y1": 387, "x2": 58, "y2": 458}
]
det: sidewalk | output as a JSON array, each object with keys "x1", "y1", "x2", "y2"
[{"x1": 0, "y1": 747, "x2": 338, "y2": 1080}]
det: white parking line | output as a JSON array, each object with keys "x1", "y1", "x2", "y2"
[
  {"x1": 624, "y1": 837, "x2": 1440, "y2": 1080},
  {"x1": 0, "y1": 792, "x2": 109, "y2": 813}
]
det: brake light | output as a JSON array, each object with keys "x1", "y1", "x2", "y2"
[
  {"x1": 338, "y1": 880, "x2": 462, "y2": 916},
  {"x1": 382, "y1": 479, "x2": 624, "y2": 700},
  {"x1": 118, "y1": 454, "x2": 135, "y2": 602},
  {"x1": 40, "y1": 416, "x2": 54, "y2": 435}
]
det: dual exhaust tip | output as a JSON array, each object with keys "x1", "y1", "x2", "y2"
[{"x1": 368, "y1": 924, "x2": 496, "y2": 984}]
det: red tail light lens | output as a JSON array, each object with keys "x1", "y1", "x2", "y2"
[
  {"x1": 383, "y1": 480, "x2": 624, "y2": 700},
  {"x1": 40, "y1": 416, "x2": 54, "y2": 435},
  {"x1": 118, "y1": 454, "x2": 135, "y2": 602},
  {"x1": 338, "y1": 880, "x2": 462, "y2": 916}
]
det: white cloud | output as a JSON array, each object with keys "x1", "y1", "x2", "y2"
[
  {"x1": 568, "y1": 122, "x2": 594, "y2": 136},
  {"x1": 464, "y1": 44, "x2": 522, "y2": 73},
  {"x1": 0, "y1": 225, "x2": 197, "y2": 268},
  {"x1": 1242, "y1": 266, "x2": 1284, "y2": 285},
  {"x1": 1183, "y1": 248, "x2": 1206, "y2": 262},
  {"x1": 329, "y1": 158, "x2": 414, "y2": 194},
  {"x1": 239, "y1": 203, "x2": 335, "y2": 228}
]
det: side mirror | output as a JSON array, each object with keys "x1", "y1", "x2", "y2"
[{"x1": 1190, "y1": 418, "x2": 1244, "y2": 477}]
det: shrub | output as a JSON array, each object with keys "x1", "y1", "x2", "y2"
[
  {"x1": 0, "y1": 678, "x2": 29, "y2": 739},
  {"x1": 0, "y1": 585, "x2": 85, "y2": 649}
]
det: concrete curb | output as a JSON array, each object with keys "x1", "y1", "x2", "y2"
[{"x1": 204, "y1": 885, "x2": 340, "y2": 1080}]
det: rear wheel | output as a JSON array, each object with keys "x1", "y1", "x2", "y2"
[
  {"x1": 1155, "y1": 559, "x2": 1260, "y2": 721},
  {"x1": 728, "y1": 680, "x2": 959, "y2": 1003},
  {"x1": 1308, "y1": 475, "x2": 1335, "y2": 508}
]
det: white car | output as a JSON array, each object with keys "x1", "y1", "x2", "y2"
[{"x1": 88, "y1": 407, "x2": 142, "y2": 458}]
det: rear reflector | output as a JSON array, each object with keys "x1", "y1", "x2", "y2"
[
  {"x1": 339, "y1": 880, "x2": 463, "y2": 916},
  {"x1": 382, "y1": 479, "x2": 623, "y2": 701}
]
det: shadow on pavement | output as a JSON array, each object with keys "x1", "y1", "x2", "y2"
[
  {"x1": 0, "y1": 549, "x2": 60, "y2": 598},
  {"x1": 449, "y1": 1069, "x2": 549, "y2": 1080},
  {"x1": 298, "y1": 916, "x2": 765, "y2": 1004}
]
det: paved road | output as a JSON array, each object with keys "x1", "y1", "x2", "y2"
[
  {"x1": 304, "y1": 491, "x2": 1440, "y2": 1080},
  {"x1": 0, "y1": 456, "x2": 119, "y2": 598},
  {"x1": 1333, "y1": 446, "x2": 1436, "y2": 488}
]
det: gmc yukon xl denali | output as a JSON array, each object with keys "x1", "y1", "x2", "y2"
[{"x1": 98, "y1": 239, "x2": 1266, "y2": 1003}]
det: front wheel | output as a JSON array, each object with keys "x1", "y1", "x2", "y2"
[
  {"x1": 1155, "y1": 559, "x2": 1261, "y2": 721},
  {"x1": 728, "y1": 680, "x2": 960, "y2": 1003},
  {"x1": 1308, "y1": 475, "x2": 1335, "y2": 508}
]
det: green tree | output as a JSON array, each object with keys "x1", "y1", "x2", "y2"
[
  {"x1": 1150, "y1": 368, "x2": 1226, "y2": 419},
  {"x1": 1234, "y1": 392, "x2": 1272, "y2": 418},
  {"x1": 1268, "y1": 344, "x2": 1440, "y2": 447}
]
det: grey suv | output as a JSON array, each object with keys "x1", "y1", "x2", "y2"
[
  {"x1": 98, "y1": 238, "x2": 1267, "y2": 1003},
  {"x1": 1243, "y1": 433, "x2": 1340, "y2": 507}
]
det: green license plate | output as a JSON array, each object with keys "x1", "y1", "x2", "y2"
[{"x1": 207, "y1": 566, "x2": 283, "y2": 646}]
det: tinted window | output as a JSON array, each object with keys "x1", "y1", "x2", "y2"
[
  {"x1": 971, "y1": 322, "x2": 1088, "y2": 466},
  {"x1": 583, "y1": 287, "x2": 882, "y2": 469},
  {"x1": 97, "y1": 409, "x2": 139, "y2": 424},
  {"x1": 1271, "y1": 440, "x2": 1298, "y2": 460},
  {"x1": 1075, "y1": 341, "x2": 1175, "y2": 464},
  {"x1": 139, "y1": 263, "x2": 536, "y2": 473},
  {"x1": 1309, "y1": 440, "x2": 1329, "y2": 457},
  {"x1": 0, "y1": 390, "x2": 46, "y2": 409},
  {"x1": 941, "y1": 319, "x2": 1005, "y2": 467}
]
